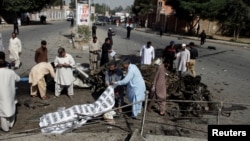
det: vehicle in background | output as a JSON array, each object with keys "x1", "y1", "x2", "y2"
[
  {"x1": 94, "y1": 15, "x2": 109, "y2": 26},
  {"x1": 66, "y1": 14, "x2": 74, "y2": 21}
]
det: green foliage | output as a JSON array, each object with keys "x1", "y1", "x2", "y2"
[
  {"x1": 77, "y1": 25, "x2": 91, "y2": 41},
  {"x1": 0, "y1": 0, "x2": 52, "y2": 13},
  {"x1": 132, "y1": 0, "x2": 154, "y2": 16}
]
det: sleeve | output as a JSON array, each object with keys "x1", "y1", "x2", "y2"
[
  {"x1": 152, "y1": 47, "x2": 155, "y2": 60},
  {"x1": 69, "y1": 55, "x2": 75, "y2": 66},
  {"x1": 105, "y1": 71, "x2": 109, "y2": 85},
  {"x1": 116, "y1": 67, "x2": 133, "y2": 85},
  {"x1": 54, "y1": 56, "x2": 59, "y2": 66},
  {"x1": 187, "y1": 50, "x2": 190, "y2": 62},
  {"x1": 34, "y1": 50, "x2": 39, "y2": 63},
  {"x1": 152, "y1": 66, "x2": 160, "y2": 86},
  {"x1": 18, "y1": 39, "x2": 22, "y2": 52},
  {"x1": 139, "y1": 46, "x2": 143, "y2": 57},
  {"x1": 48, "y1": 64, "x2": 55, "y2": 78},
  {"x1": 15, "y1": 72, "x2": 21, "y2": 82}
]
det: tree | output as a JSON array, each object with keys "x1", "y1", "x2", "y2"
[
  {"x1": 132, "y1": 0, "x2": 154, "y2": 27},
  {"x1": 216, "y1": 0, "x2": 250, "y2": 40}
]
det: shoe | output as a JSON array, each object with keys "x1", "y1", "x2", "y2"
[
  {"x1": 159, "y1": 112, "x2": 166, "y2": 116},
  {"x1": 41, "y1": 96, "x2": 49, "y2": 100},
  {"x1": 14, "y1": 67, "x2": 18, "y2": 70},
  {"x1": 31, "y1": 95, "x2": 38, "y2": 98},
  {"x1": 131, "y1": 116, "x2": 137, "y2": 120}
]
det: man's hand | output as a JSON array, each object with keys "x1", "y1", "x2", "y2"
[{"x1": 151, "y1": 85, "x2": 155, "y2": 92}]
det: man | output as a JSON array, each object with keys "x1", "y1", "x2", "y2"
[
  {"x1": 54, "y1": 47, "x2": 75, "y2": 99},
  {"x1": 35, "y1": 40, "x2": 48, "y2": 63},
  {"x1": 0, "y1": 51, "x2": 20, "y2": 132},
  {"x1": 13, "y1": 18, "x2": 19, "y2": 35},
  {"x1": 147, "y1": 58, "x2": 167, "y2": 116},
  {"x1": 105, "y1": 61, "x2": 124, "y2": 113},
  {"x1": 92, "y1": 24, "x2": 97, "y2": 37},
  {"x1": 100, "y1": 37, "x2": 112, "y2": 67},
  {"x1": 89, "y1": 36, "x2": 100, "y2": 71},
  {"x1": 29, "y1": 62, "x2": 55, "y2": 100},
  {"x1": 140, "y1": 41, "x2": 155, "y2": 65},
  {"x1": 113, "y1": 58, "x2": 146, "y2": 119},
  {"x1": 199, "y1": 30, "x2": 206, "y2": 45},
  {"x1": 187, "y1": 42, "x2": 198, "y2": 77},
  {"x1": 107, "y1": 28, "x2": 115, "y2": 46},
  {"x1": 8, "y1": 32, "x2": 22, "y2": 70},
  {"x1": 126, "y1": 24, "x2": 132, "y2": 39},
  {"x1": 176, "y1": 43, "x2": 190, "y2": 78},
  {"x1": 162, "y1": 40, "x2": 176, "y2": 72}
]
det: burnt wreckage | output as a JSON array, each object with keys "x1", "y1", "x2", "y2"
[{"x1": 54, "y1": 62, "x2": 220, "y2": 118}]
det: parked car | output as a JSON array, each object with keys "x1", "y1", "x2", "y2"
[
  {"x1": 94, "y1": 19, "x2": 107, "y2": 26},
  {"x1": 66, "y1": 15, "x2": 74, "y2": 21}
]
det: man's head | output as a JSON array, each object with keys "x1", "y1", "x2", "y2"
[
  {"x1": 121, "y1": 58, "x2": 131, "y2": 70},
  {"x1": 109, "y1": 27, "x2": 112, "y2": 31},
  {"x1": 0, "y1": 51, "x2": 6, "y2": 68},
  {"x1": 41, "y1": 40, "x2": 47, "y2": 49},
  {"x1": 11, "y1": 32, "x2": 17, "y2": 39},
  {"x1": 181, "y1": 43, "x2": 186, "y2": 50},
  {"x1": 105, "y1": 37, "x2": 111, "y2": 44},
  {"x1": 108, "y1": 61, "x2": 116, "y2": 73},
  {"x1": 58, "y1": 47, "x2": 66, "y2": 57},
  {"x1": 146, "y1": 41, "x2": 152, "y2": 48},
  {"x1": 93, "y1": 36, "x2": 97, "y2": 43},
  {"x1": 189, "y1": 42, "x2": 195, "y2": 48},
  {"x1": 170, "y1": 40, "x2": 175, "y2": 46}
]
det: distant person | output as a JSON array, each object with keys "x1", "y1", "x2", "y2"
[
  {"x1": 54, "y1": 47, "x2": 75, "y2": 99},
  {"x1": 162, "y1": 41, "x2": 176, "y2": 72},
  {"x1": 13, "y1": 18, "x2": 19, "y2": 35},
  {"x1": 89, "y1": 36, "x2": 100, "y2": 70},
  {"x1": 92, "y1": 24, "x2": 97, "y2": 37},
  {"x1": 159, "y1": 28, "x2": 163, "y2": 37},
  {"x1": 187, "y1": 42, "x2": 198, "y2": 77},
  {"x1": 176, "y1": 44, "x2": 190, "y2": 78},
  {"x1": 0, "y1": 51, "x2": 20, "y2": 132},
  {"x1": 35, "y1": 40, "x2": 48, "y2": 63},
  {"x1": 107, "y1": 28, "x2": 115, "y2": 46},
  {"x1": 140, "y1": 41, "x2": 155, "y2": 65},
  {"x1": 147, "y1": 59, "x2": 167, "y2": 116},
  {"x1": 0, "y1": 33, "x2": 4, "y2": 51},
  {"x1": 29, "y1": 62, "x2": 55, "y2": 100},
  {"x1": 126, "y1": 24, "x2": 132, "y2": 39},
  {"x1": 113, "y1": 58, "x2": 146, "y2": 119},
  {"x1": 100, "y1": 38, "x2": 112, "y2": 67},
  {"x1": 26, "y1": 16, "x2": 30, "y2": 25},
  {"x1": 8, "y1": 32, "x2": 22, "y2": 70},
  {"x1": 70, "y1": 18, "x2": 74, "y2": 27},
  {"x1": 199, "y1": 30, "x2": 206, "y2": 45}
]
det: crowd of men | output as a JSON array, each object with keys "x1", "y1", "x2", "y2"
[{"x1": 0, "y1": 25, "x2": 199, "y2": 132}]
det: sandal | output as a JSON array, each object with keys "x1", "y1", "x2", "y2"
[{"x1": 41, "y1": 96, "x2": 49, "y2": 100}]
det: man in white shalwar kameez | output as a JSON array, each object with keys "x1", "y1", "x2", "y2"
[
  {"x1": 140, "y1": 41, "x2": 155, "y2": 65},
  {"x1": 176, "y1": 43, "x2": 190, "y2": 78},
  {"x1": 54, "y1": 47, "x2": 75, "y2": 98},
  {"x1": 113, "y1": 58, "x2": 146, "y2": 119},
  {"x1": 0, "y1": 52, "x2": 20, "y2": 132},
  {"x1": 8, "y1": 32, "x2": 22, "y2": 69}
]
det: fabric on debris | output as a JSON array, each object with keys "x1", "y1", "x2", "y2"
[{"x1": 39, "y1": 86, "x2": 115, "y2": 134}]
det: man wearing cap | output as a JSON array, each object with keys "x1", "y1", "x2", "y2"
[
  {"x1": 140, "y1": 41, "x2": 155, "y2": 65},
  {"x1": 162, "y1": 40, "x2": 176, "y2": 72},
  {"x1": 0, "y1": 51, "x2": 20, "y2": 132},
  {"x1": 107, "y1": 28, "x2": 115, "y2": 46},
  {"x1": 147, "y1": 58, "x2": 167, "y2": 116},
  {"x1": 176, "y1": 43, "x2": 190, "y2": 78},
  {"x1": 187, "y1": 42, "x2": 198, "y2": 77}
]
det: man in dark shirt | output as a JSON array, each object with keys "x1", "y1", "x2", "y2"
[
  {"x1": 187, "y1": 42, "x2": 198, "y2": 77},
  {"x1": 162, "y1": 40, "x2": 176, "y2": 72},
  {"x1": 126, "y1": 24, "x2": 132, "y2": 39},
  {"x1": 35, "y1": 40, "x2": 48, "y2": 63}
]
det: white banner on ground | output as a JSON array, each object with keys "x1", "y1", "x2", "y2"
[{"x1": 39, "y1": 86, "x2": 115, "y2": 134}]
